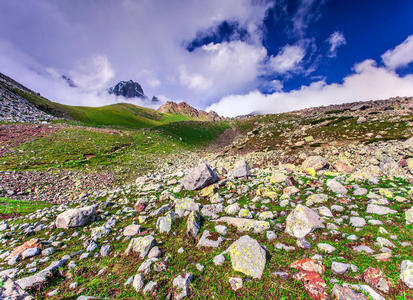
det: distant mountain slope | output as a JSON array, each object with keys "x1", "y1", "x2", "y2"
[
  {"x1": 158, "y1": 101, "x2": 223, "y2": 121},
  {"x1": 0, "y1": 72, "x2": 214, "y2": 128}
]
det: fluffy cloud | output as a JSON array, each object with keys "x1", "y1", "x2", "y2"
[
  {"x1": 208, "y1": 58, "x2": 413, "y2": 117},
  {"x1": 0, "y1": 0, "x2": 271, "y2": 107},
  {"x1": 67, "y1": 55, "x2": 115, "y2": 91},
  {"x1": 268, "y1": 45, "x2": 306, "y2": 74},
  {"x1": 327, "y1": 31, "x2": 346, "y2": 57},
  {"x1": 381, "y1": 34, "x2": 413, "y2": 70}
]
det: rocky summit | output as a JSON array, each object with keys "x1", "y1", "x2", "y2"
[{"x1": 0, "y1": 74, "x2": 412, "y2": 299}]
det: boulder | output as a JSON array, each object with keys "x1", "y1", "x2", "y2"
[
  {"x1": 226, "y1": 235, "x2": 266, "y2": 279},
  {"x1": 406, "y1": 207, "x2": 413, "y2": 225},
  {"x1": 186, "y1": 211, "x2": 201, "y2": 239},
  {"x1": 0, "y1": 276, "x2": 33, "y2": 299},
  {"x1": 285, "y1": 205, "x2": 324, "y2": 238},
  {"x1": 156, "y1": 212, "x2": 176, "y2": 233},
  {"x1": 366, "y1": 204, "x2": 396, "y2": 215},
  {"x1": 326, "y1": 179, "x2": 347, "y2": 194},
  {"x1": 182, "y1": 163, "x2": 218, "y2": 190},
  {"x1": 332, "y1": 284, "x2": 368, "y2": 300},
  {"x1": 231, "y1": 160, "x2": 250, "y2": 178},
  {"x1": 301, "y1": 156, "x2": 327, "y2": 171},
  {"x1": 400, "y1": 260, "x2": 413, "y2": 288},
  {"x1": 362, "y1": 267, "x2": 390, "y2": 293},
  {"x1": 55, "y1": 205, "x2": 97, "y2": 229},
  {"x1": 172, "y1": 273, "x2": 193, "y2": 299},
  {"x1": 125, "y1": 235, "x2": 155, "y2": 259},
  {"x1": 123, "y1": 224, "x2": 141, "y2": 236}
]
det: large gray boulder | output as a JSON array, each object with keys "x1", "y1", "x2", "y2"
[
  {"x1": 231, "y1": 160, "x2": 250, "y2": 178},
  {"x1": 55, "y1": 205, "x2": 97, "y2": 229},
  {"x1": 285, "y1": 204, "x2": 324, "y2": 238},
  {"x1": 125, "y1": 235, "x2": 155, "y2": 259},
  {"x1": 226, "y1": 235, "x2": 266, "y2": 279},
  {"x1": 182, "y1": 163, "x2": 218, "y2": 190}
]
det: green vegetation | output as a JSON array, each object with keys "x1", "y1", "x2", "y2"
[
  {"x1": 0, "y1": 121, "x2": 230, "y2": 183},
  {"x1": 12, "y1": 88, "x2": 193, "y2": 129},
  {"x1": 155, "y1": 121, "x2": 230, "y2": 146},
  {"x1": 0, "y1": 197, "x2": 51, "y2": 216}
]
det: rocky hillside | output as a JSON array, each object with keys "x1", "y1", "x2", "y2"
[
  {"x1": 158, "y1": 101, "x2": 223, "y2": 121},
  {"x1": 0, "y1": 140, "x2": 412, "y2": 299},
  {"x1": 0, "y1": 82, "x2": 56, "y2": 123},
  {"x1": 0, "y1": 73, "x2": 412, "y2": 299}
]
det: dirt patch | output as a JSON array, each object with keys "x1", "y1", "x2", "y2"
[
  {"x1": 207, "y1": 127, "x2": 240, "y2": 152},
  {"x1": 0, "y1": 169, "x2": 114, "y2": 203},
  {"x1": 0, "y1": 124, "x2": 57, "y2": 156},
  {"x1": 0, "y1": 212, "x2": 20, "y2": 219}
]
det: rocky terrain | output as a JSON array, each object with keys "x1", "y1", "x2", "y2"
[
  {"x1": 0, "y1": 85, "x2": 56, "y2": 123},
  {"x1": 0, "y1": 74, "x2": 412, "y2": 299},
  {"x1": 158, "y1": 101, "x2": 223, "y2": 122}
]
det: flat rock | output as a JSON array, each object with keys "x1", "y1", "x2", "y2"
[
  {"x1": 350, "y1": 217, "x2": 366, "y2": 227},
  {"x1": 196, "y1": 230, "x2": 223, "y2": 248},
  {"x1": 123, "y1": 224, "x2": 141, "y2": 236},
  {"x1": 306, "y1": 194, "x2": 328, "y2": 206},
  {"x1": 332, "y1": 284, "x2": 368, "y2": 300},
  {"x1": 226, "y1": 235, "x2": 266, "y2": 279},
  {"x1": 327, "y1": 179, "x2": 347, "y2": 194},
  {"x1": 214, "y1": 217, "x2": 270, "y2": 234},
  {"x1": 366, "y1": 204, "x2": 396, "y2": 215}
]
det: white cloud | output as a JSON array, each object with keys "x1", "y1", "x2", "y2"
[
  {"x1": 291, "y1": 0, "x2": 324, "y2": 37},
  {"x1": 0, "y1": 0, "x2": 271, "y2": 107},
  {"x1": 179, "y1": 66, "x2": 212, "y2": 91},
  {"x1": 208, "y1": 58, "x2": 413, "y2": 117},
  {"x1": 268, "y1": 79, "x2": 283, "y2": 92},
  {"x1": 382, "y1": 34, "x2": 413, "y2": 70},
  {"x1": 68, "y1": 55, "x2": 115, "y2": 91},
  {"x1": 268, "y1": 45, "x2": 306, "y2": 74},
  {"x1": 327, "y1": 31, "x2": 346, "y2": 57}
]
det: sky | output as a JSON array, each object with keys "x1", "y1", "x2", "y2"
[{"x1": 1, "y1": 0, "x2": 413, "y2": 117}]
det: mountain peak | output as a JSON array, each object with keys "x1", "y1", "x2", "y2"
[{"x1": 108, "y1": 80, "x2": 145, "y2": 98}]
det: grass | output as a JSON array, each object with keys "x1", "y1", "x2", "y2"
[
  {"x1": 0, "y1": 121, "x2": 230, "y2": 183},
  {"x1": 155, "y1": 121, "x2": 231, "y2": 146},
  {"x1": 10, "y1": 87, "x2": 194, "y2": 129},
  {"x1": 0, "y1": 197, "x2": 51, "y2": 216}
]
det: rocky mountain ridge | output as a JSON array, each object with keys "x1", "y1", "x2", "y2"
[{"x1": 157, "y1": 101, "x2": 223, "y2": 121}]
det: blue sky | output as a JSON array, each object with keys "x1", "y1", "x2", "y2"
[{"x1": 1, "y1": 0, "x2": 413, "y2": 116}]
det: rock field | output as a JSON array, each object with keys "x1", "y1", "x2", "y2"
[{"x1": 0, "y1": 137, "x2": 412, "y2": 298}]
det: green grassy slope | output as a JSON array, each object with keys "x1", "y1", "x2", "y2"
[{"x1": 11, "y1": 88, "x2": 193, "y2": 128}]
